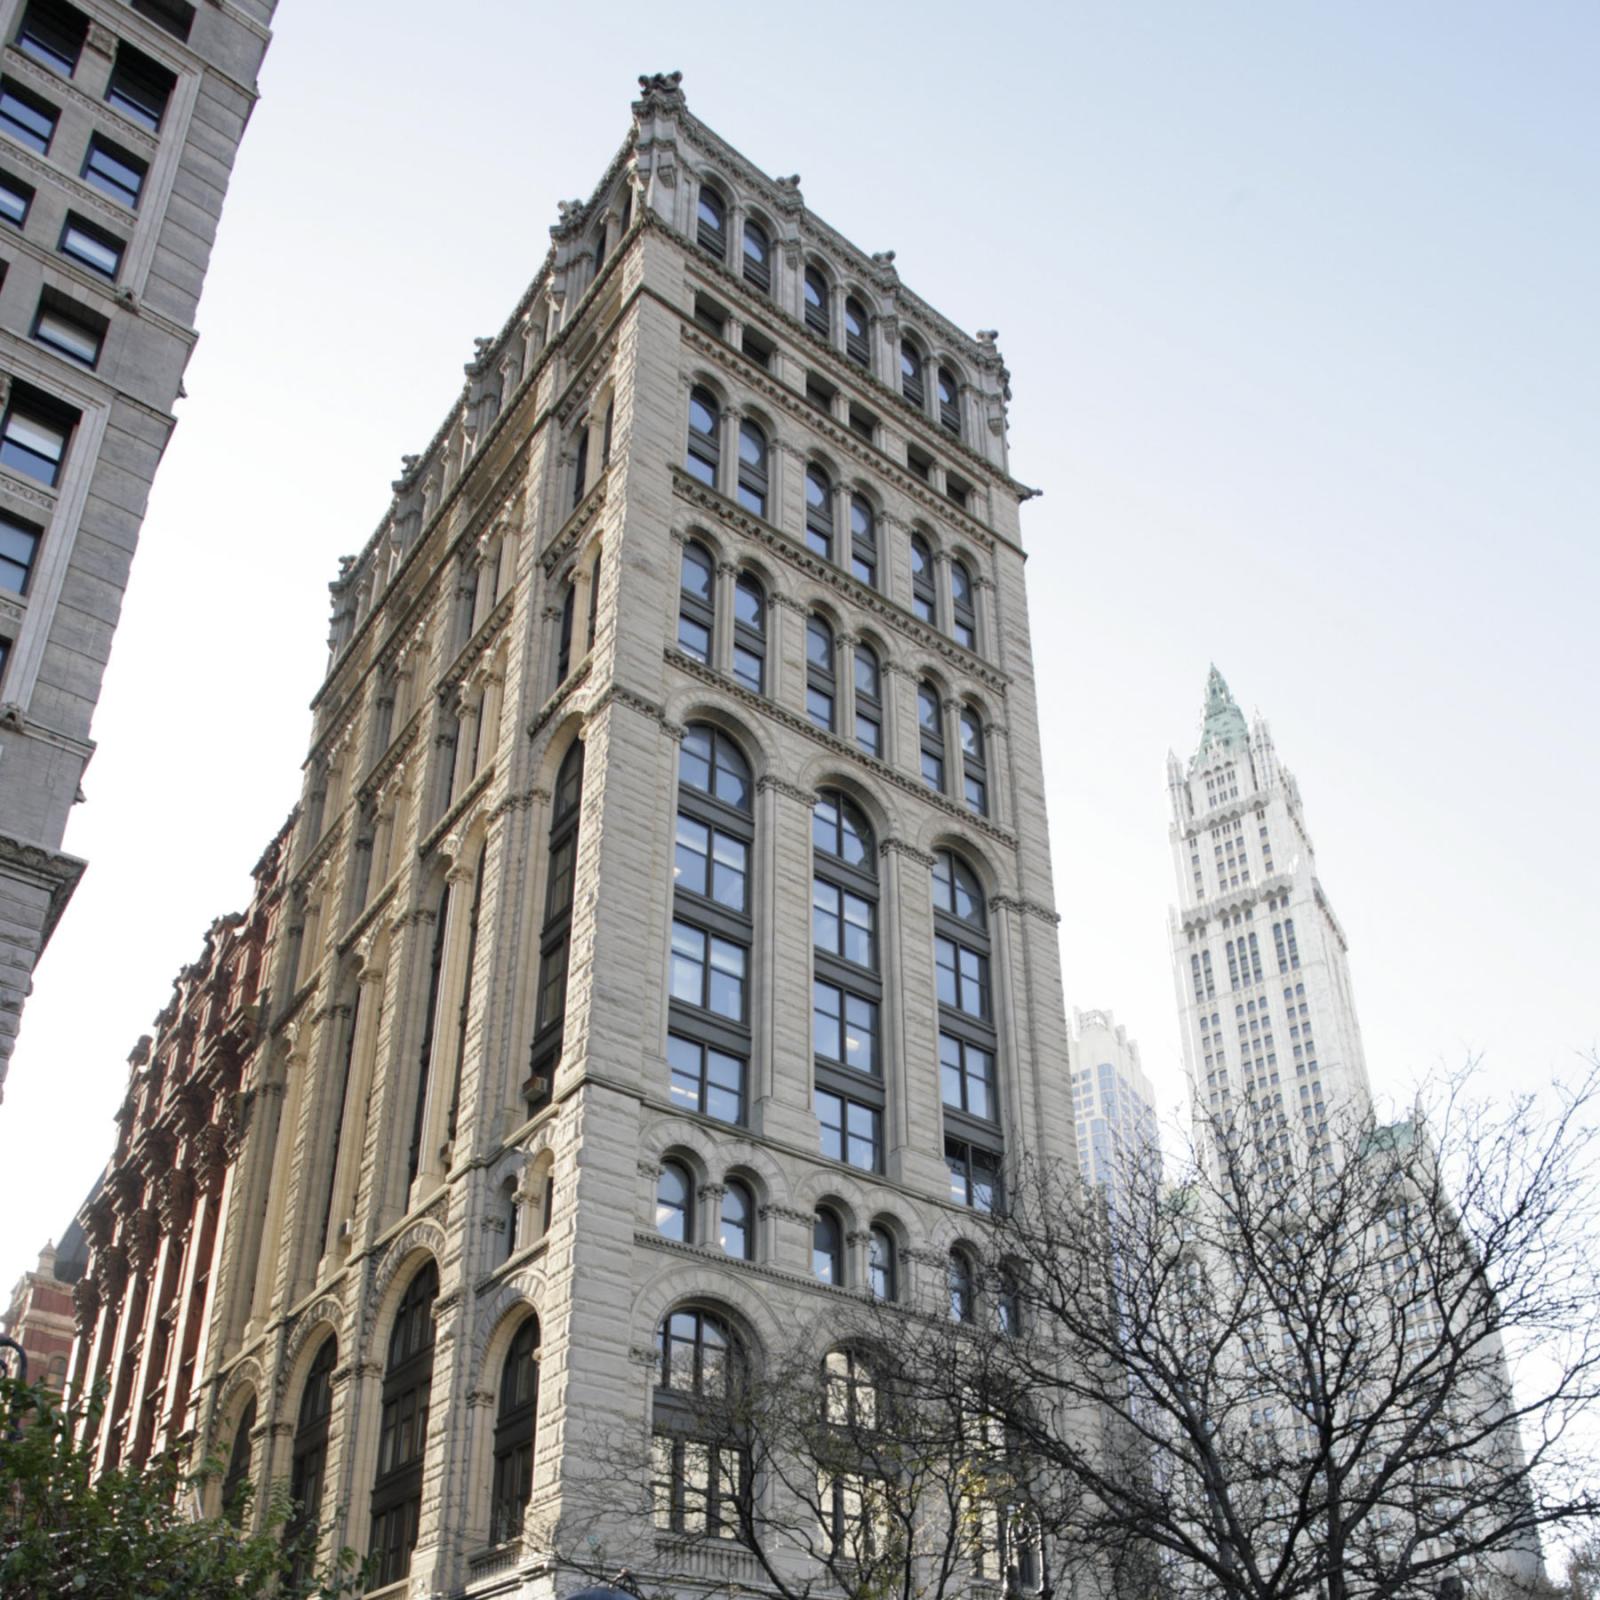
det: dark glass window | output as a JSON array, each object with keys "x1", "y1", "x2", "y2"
[
  {"x1": 652, "y1": 1310, "x2": 747, "y2": 1540},
  {"x1": 670, "y1": 725, "x2": 752, "y2": 1126},
  {"x1": 685, "y1": 386, "x2": 719, "y2": 487},
  {"x1": 677, "y1": 540, "x2": 714, "y2": 663},
  {"x1": 221, "y1": 1396, "x2": 255, "y2": 1524},
  {"x1": 33, "y1": 288, "x2": 105, "y2": 367},
  {"x1": 813, "y1": 1208, "x2": 844, "y2": 1285},
  {"x1": 936, "y1": 848, "x2": 1001, "y2": 1188},
  {"x1": 803, "y1": 265, "x2": 829, "y2": 337},
  {"x1": 948, "y1": 1250, "x2": 975, "y2": 1322},
  {"x1": 720, "y1": 1181, "x2": 753, "y2": 1260},
  {"x1": 804, "y1": 465, "x2": 833, "y2": 560},
  {"x1": 694, "y1": 294, "x2": 727, "y2": 341},
  {"x1": 844, "y1": 296, "x2": 870, "y2": 366},
  {"x1": 657, "y1": 1161, "x2": 692, "y2": 1242},
  {"x1": 817, "y1": 1087, "x2": 880, "y2": 1171},
  {"x1": 529, "y1": 742, "x2": 584, "y2": 1108},
  {"x1": 732, "y1": 574, "x2": 764, "y2": 693},
  {"x1": 938, "y1": 366, "x2": 961, "y2": 434},
  {"x1": 16, "y1": 2, "x2": 86, "y2": 78},
  {"x1": 853, "y1": 644, "x2": 882, "y2": 758},
  {"x1": 0, "y1": 79, "x2": 58, "y2": 154},
  {"x1": 947, "y1": 1138, "x2": 1001, "y2": 1212},
  {"x1": 741, "y1": 218, "x2": 770, "y2": 292},
  {"x1": 910, "y1": 534, "x2": 937, "y2": 624},
  {"x1": 961, "y1": 709, "x2": 988, "y2": 816},
  {"x1": 805, "y1": 613, "x2": 835, "y2": 732},
  {"x1": 489, "y1": 1318, "x2": 540, "y2": 1544},
  {"x1": 736, "y1": 420, "x2": 767, "y2": 517},
  {"x1": 369, "y1": 1262, "x2": 438, "y2": 1587},
  {"x1": 868, "y1": 1226, "x2": 895, "y2": 1301},
  {"x1": 570, "y1": 424, "x2": 589, "y2": 509},
  {"x1": 849, "y1": 495, "x2": 876, "y2": 588},
  {"x1": 0, "y1": 386, "x2": 74, "y2": 486},
  {"x1": 287, "y1": 1338, "x2": 337, "y2": 1586},
  {"x1": 82, "y1": 136, "x2": 146, "y2": 208},
  {"x1": 130, "y1": 0, "x2": 195, "y2": 41},
  {"x1": 0, "y1": 511, "x2": 42, "y2": 595},
  {"x1": 900, "y1": 340, "x2": 925, "y2": 408},
  {"x1": 918, "y1": 681, "x2": 945, "y2": 792},
  {"x1": 59, "y1": 213, "x2": 123, "y2": 277},
  {"x1": 0, "y1": 170, "x2": 32, "y2": 226},
  {"x1": 951, "y1": 559, "x2": 977, "y2": 650},
  {"x1": 106, "y1": 43, "x2": 175, "y2": 131},
  {"x1": 696, "y1": 187, "x2": 726, "y2": 258},
  {"x1": 555, "y1": 575, "x2": 576, "y2": 683}
]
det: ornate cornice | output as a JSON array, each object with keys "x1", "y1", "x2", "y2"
[
  {"x1": 585, "y1": 681, "x2": 684, "y2": 740},
  {"x1": 880, "y1": 837, "x2": 936, "y2": 868},
  {"x1": 756, "y1": 774, "x2": 816, "y2": 806},
  {"x1": 437, "y1": 589, "x2": 515, "y2": 701},
  {"x1": 540, "y1": 480, "x2": 609, "y2": 578},
  {"x1": 989, "y1": 893, "x2": 1061, "y2": 927},
  {"x1": 0, "y1": 835, "x2": 85, "y2": 946},
  {"x1": 527, "y1": 657, "x2": 592, "y2": 741}
]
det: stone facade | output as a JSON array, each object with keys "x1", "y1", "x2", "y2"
[
  {"x1": 1, "y1": 1235, "x2": 82, "y2": 1388},
  {"x1": 1167, "y1": 666, "x2": 1373, "y2": 1171},
  {"x1": 0, "y1": 0, "x2": 276, "y2": 1100},
  {"x1": 68, "y1": 817, "x2": 287, "y2": 1468},
  {"x1": 151, "y1": 73, "x2": 1078, "y2": 1600}
]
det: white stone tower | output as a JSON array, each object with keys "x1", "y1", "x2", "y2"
[{"x1": 1166, "y1": 667, "x2": 1371, "y2": 1172}]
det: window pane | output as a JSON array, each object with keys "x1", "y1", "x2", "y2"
[
  {"x1": 669, "y1": 922, "x2": 704, "y2": 1006},
  {"x1": 705, "y1": 1050, "x2": 743, "y2": 1123},
  {"x1": 842, "y1": 892, "x2": 874, "y2": 968},
  {"x1": 677, "y1": 616, "x2": 709, "y2": 661},
  {"x1": 813, "y1": 879, "x2": 840, "y2": 952},
  {"x1": 61, "y1": 218, "x2": 120, "y2": 276},
  {"x1": 733, "y1": 645, "x2": 762, "y2": 692},
  {"x1": 855, "y1": 716, "x2": 880, "y2": 757},
  {"x1": 817, "y1": 1089, "x2": 844, "y2": 1161},
  {"x1": 720, "y1": 1185, "x2": 749, "y2": 1258},
  {"x1": 707, "y1": 937, "x2": 745, "y2": 1019},
  {"x1": 843, "y1": 995, "x2": 877, "y2": 1073},
  {"x1": 681, "y1": 545, "x2": 713, "y2": 600},
  {"x1": 734, "y1": 579, "x2": 763, "y2": 630},
  {"x1": 846, "y1": 1101, "x2": 879, "y2": 1169},
  {"x1": 807, "y1": 687, "x2": 834, "y2": 730},
  {"x1": 711, "y1": 832, "x2": 746, "y2": 911},
  {"x1": 814, "y1": 980, "x2": 842, "y2": 1063},
  {"x1": 675, "y1": 814, "x2": 709, "y2": 895}
]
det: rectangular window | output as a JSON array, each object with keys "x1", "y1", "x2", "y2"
[
  {"x1": 741, "y1": 327, "x2": 773, "y2": 371},
  {"x1": 805, "y1": 371, "x2": 836, "y2": 416},
  {"x1": 906, "y1": 443, "x2": 933, "y2": 482},
  {"x1": 0, "y1": 510, "x2": 43, "y2": 594},
  {"x1": 33, "y1": 289, "x2": 106, "y2": 366},
  {"x1": 0, "y1": 387, "x2": 74, "y2": 486},
  {"x1": 813, "y1": 980, "x2": 877, "y2": 1074},
  {"x1": 946, "y1": 1136, "x2": 1000, "y2": 1212},
  {"x1": 935, "y1": 936, "x2": 989, "y2": 1018},
  {"x1": 130, "y1": 0, "x2": 195, "y2": 41},
  {"x1": 811, "y1": 877, "x2": 874, "y2": 967},
  {"x1": 848, "y1": 404, "x2": 876, "y2": 443},
  {"x1": 82, "y1": 136, "x2": 147, "y2": 208},
  {"x1": 667, "y1": 1033, "x2": 744, "y2": 1125},
  {"x1": 673, "y1": 814, "x2": 747, "y2": 913},
  {"x1": 692, "y1": 294, "x2": 726, "y2": 341},
  {"x1": 105, "y1": 44, "x2": 175, "y2": 133},
  {"x1": 0, "y1": 170, "x2": 33, "y2": 226},
  {"x1": 669, "y1": 919, "x2": 745, "y2": 1021},
  {"x1": 59, "y1": 213, "x2": 122, "y2": 277},
  {"x1": 817, "y1": 1088, "x2": 880, "y2": 1172},
  {"x1": 16, "y1": 2, "x2": 87, "y2": 78},
  {"x1": 939, "y1": 1032, "x2": 995, "y2": 1120},
  {"x1": 0, "y1": 79, "x2": 58, "y2": 154},
  {"x1": 0, "y1": 635, "x2": 9, "y2": 689}
]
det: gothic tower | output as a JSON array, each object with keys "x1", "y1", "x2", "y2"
[{"x1": 1167, "y1": 667, "x2": 1372, "y2": 1172}]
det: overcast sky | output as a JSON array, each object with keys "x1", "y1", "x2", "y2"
[{"x1": 1, "y1": 0, "x2": 1595, "y2": 1287}]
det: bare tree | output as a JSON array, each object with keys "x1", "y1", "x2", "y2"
[{"x1": 953, "y1": 1065, "x2": 1600, "y2": 1600}]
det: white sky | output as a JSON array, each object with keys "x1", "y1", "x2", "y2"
[{"x1": 2, "y1": 1, "x2": 1596, "y2": 1285}]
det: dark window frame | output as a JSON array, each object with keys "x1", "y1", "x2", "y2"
[
  {"x1": 848, "y1": 493, "x2": 877, "y2": 588},
  {"x1": 917, "y1": 680, "x2": 946, "y2": 792},
  {"x1": 937, "y1": 365, "x2": 962, "y2": 435},
  {"x1": 741, "y1": 217, "x2": 771, "y2": 293},
  {"x1": 910, "y1": 534, "x2": 937, "y2": 625},
  {"x1": 0, "y1": 508, "x2": 43, "y2": 595},
  {"x1": 0, "y1": 168, "x2": 33, "y2": 226},
  {"x1": 805, "y1": 612, "x2": 835, "y2": 732},
  {"x1": 960, "y1": 706, "x2": 988, "y2": 816},
  {"x1": 696, "y1": 185, "x2": 727, "y2": 259},
  {"x1": 844, "y1": 295, "x2": 870, "y2": 367},
  {"x1": 16, "y1": 1, "x2": 87, "y2": 79},
  {"x1": 900, "y1": 339, "x2": 925, "y2": 409},
  {"x1": 950, "y1": 559, "x2": 977, "y2": 650},
  {"x1": 677, "y1": 539, "x2": 715, "y2": 664},
  {"x1": 685, "y1": 385, "x2": 720, "y2": 488},
  {"x1": 287, "y1": 1337, "x2": 337, "y2": 1586},
  {"x1": 736, "y1": 418, "x2": 767, "y2": 517},
  {"x1": 81, "y1": 133, "x2": 147, "y2": 209},
  {"x1": 852, "y1": 642, "x2": 882, "y2": 758},
  {"x1": 59, "y1": 211, "x2": 124, "y2": 277},
  {"x1": 804, "y1": 464, "x2": 834, "y2": 561},
  {"x1": 105, "y1": 41, "x2": 175, "y2": 132},
  {"x1": 803, "y1": 264, "x2": 830, "y2": 337},
  {"x1": 529, "y1": 741, "x2": 584, "y2": 1108},
  {"x1": 0, "y1": 77, "x2": 58, "y2": 155}
]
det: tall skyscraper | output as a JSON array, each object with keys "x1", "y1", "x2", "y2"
[
  {"x1": 1069, "y1": 1006, "x2": 1159, "y2": 1202},
  {"x1": 0, "y1": 0, "x2": 275, "y2": 1099},
  {"x1": 1167, "y1": 667, "x2": 1372, "y2": 1171},
  {"x1": 69, "y1": 72, "x2": 1076, "y2": 1594}
]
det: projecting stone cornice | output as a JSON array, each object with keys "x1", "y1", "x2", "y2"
[
  {"x1": 990, "y1": 893, "x2": 1061, "y2": 927},
  {"x1": 540, "y1": 478, "x2": 609, "y2": 577},
  {"x1": 437, "y1": 590, "x2": 516, "y2": 701},
  {"x1": 0, "y1": 834, "x2": 85, "y2": 947}
]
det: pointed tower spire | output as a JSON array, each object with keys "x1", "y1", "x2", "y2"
[{"x1": 1194, "y1": 663, "x2": 1249, "y2": 764}]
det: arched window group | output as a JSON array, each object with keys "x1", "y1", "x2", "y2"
[
  {"x1": 669, "y1": 726, "x2": 752, "y2": 1126},
  {"x1": 655, "y1": 1160, "x2": 756, "y2": 1262}
]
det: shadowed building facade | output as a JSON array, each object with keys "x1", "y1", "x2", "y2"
[
  {"x1": 0, "y1": 0, "x2": 276, "y2": 1101},
  {"x1": 84, "y1": 73, "x2": 1076, "y2": 1598}
]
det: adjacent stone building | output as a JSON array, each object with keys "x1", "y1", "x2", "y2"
[
  {"x1": 1069, "y1": 1006, "x2": 1159, "y2": 1205},
  {"x1": 158, "y1": 72, "x2": 1075, "y2": 1599},
  {"x1": 0, "y1": 0, "x2": 276, "y2": 1101},
  {"x1": 67, "y1": 817, "x2": 287, "y2": 1468}
]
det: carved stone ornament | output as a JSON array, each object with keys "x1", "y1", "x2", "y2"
[
  {"x1": 72, "y1": 1275, "x2": 100, "y2": 1334},
  {"x1": 634, "y1": 70, "x2": 686, "y2": 115},
  {"x1": 95, "y1": 1243, "x2": 128, "y2": 1299}
]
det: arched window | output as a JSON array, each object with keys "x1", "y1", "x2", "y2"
[
  {"x1": 950, "y1": 559, "x2": 977, "y2": 651},
  {"x1": 736, "y1": 421, "x2": 768, "y2": 517},
  {"x1": 287, "y1": 1338, "x2": 337, "y2": 1582},
  {"x1": 961, "y1": 709, "x2": 988, "y2": 816},
  {"x1": 657, "y1": 1160, "x2": 693, "y2": 1242},
  {"x1": 804, "y1": 266, "x2": 830, "y2": 338},
  {"x1": 653, "y1": 1308, "x2": 746, "y2": 1538},
  {"x1": 732, "y1": 574, "x2": 765, "y2": 693},
  {"x1": 910, "y1": 534, "x2": 937, "y2": 624},
  {"x1": 868, "y1": 1226, "x2": 896, "y2": 1301},
  {"x1": 669, "y1": 727, "x2": 752, "y2": 1126},
  {"x1": 370, "y1": 1261, "x2": 438, "y2": 1586},
  {"x1": 593, "y1": 222, "x2": 607, "y2": 275},
  {"x1": 685, "y1": 387, "x2": 719, "y2": 488},
  {"x1": 221, "y1": 1396, "x2": 255, "y2": 1525},
  {"x1": 720, "y1": 1180, "x2": 753, "y2": 1259},
  {"x1": 556, "y1": 575, "x2": 577, "y2": 684},
  {"x1": 844, "y1": 296, "x2": 870, "y2": 367},
  {"x1": 938, "y1": 366, "x2": 961, "y2": 435},
  {"x1": 585, "y1": 548, "x2": 602, "y2": 651},
  {"x1": 805, "y1": 614, "x2": 835, "y2": 731},
  {"x1": 408, "y1": 884, "x2": 451, "y2": 1186},
  {"x1": 934, "y1": 851, "x2": 1002, "y2": 1212},
  {"x1": 502, "y1": 1177, "x2": 520, "y2": 1262},
  {"x1": 529, "y1": 741, "x2": 583, "y2": 1110},
  {"x1": 677, "y1": 540, "x2": 714, "y2": 663},
  {"x1": 813, "y1": 1208, "x2": 844, "y2": 1285},
  {"x1": 805, "y1": 465, "x2": 833, "y2": 561},
  {"x1": 489, "y1": 1317, "x2": 540, "y2": 1544},
  {"x1": 849, "y1": 495, "x2": 877, "y2": 588},
  {"x1": 900, "y1": 340, "x2": 925, "y2": 408},
  {"x1": 813, "y1": 792, "x2": 881, "y2": 1172},
  {"x1": 918, "y1": 681, "x2": 946, "y2": 792},
  {"x1": 696, "y1": 186, "x2": 726, "y2": 258},
  {"x1": 853, "y1": 643, "x2": 882, "y2": 758},
  {"x1": 948, "y1": 1250, "x2": 975, "y2": 1323},
  {"x1": 742, "y1": 219, "x2": 771, "y2": 293}
]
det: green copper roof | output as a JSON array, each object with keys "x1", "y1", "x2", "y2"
[{"x1": 1195, "y1": 664, "x2": 1249, "y2": 763}]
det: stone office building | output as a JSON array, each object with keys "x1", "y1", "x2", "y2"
[
  {"x1": 127, "y1": 73, "x2": 1075, "y2": 1597},
  {"x1": 0, "y1": 0, "x2": 275, "y2": 1101}
]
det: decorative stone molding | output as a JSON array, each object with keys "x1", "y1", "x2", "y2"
[
  {"x1": 759, "y1": 1204, "x2": 810, "y2": 1226},
  {"x1": 756, "y1": 774, "x2": 816, "y2": 806},
  {"x1": 586, "y1": 682, "x2": 684, "y2": 740},
  {"x1": 988, "y1": 893, "x2": 1061, "y2": 927},
  {"x1": 880, "y1": 837, "x2": 936, "y2": 868}
]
